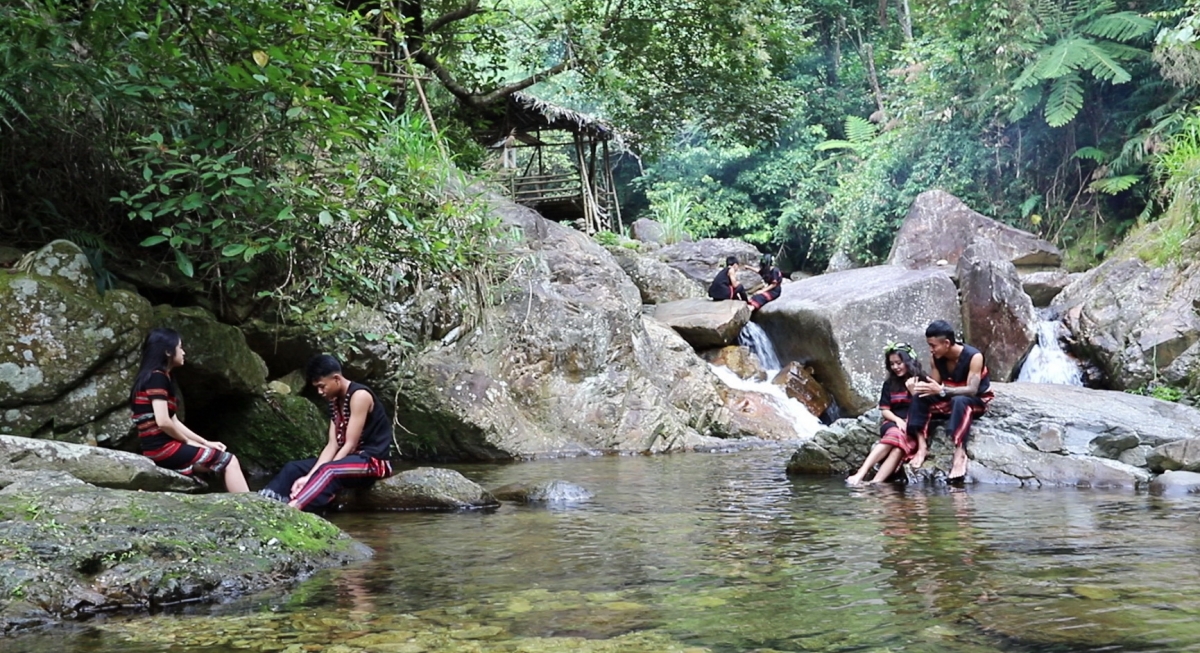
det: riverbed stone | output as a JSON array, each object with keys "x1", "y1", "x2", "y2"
[
  {"x1": 756, "y1": 266, "x2": 960, "y2": 415},
  {"x1": 787, "y1": 382, "x2": 1192, "y2": 486},
  {"x1": 1021, "y1": 269, "x2": 1073, "y2": 307},
  {"x1": 700, "y1": 346, "x2": 766, "y2": 380},
  {"x1": 654, "y1": 298, "x2": 751, "y2": 348},
  {"x1": 334, "y1": 467, "x2": 499, "y2": 511},
  {"x1": 957, "y1": 239, "x2": 1037, "y2": 382},
  {"x1": 0, "y1": 434, "x2": 200, "y2": 493},
  {"x1": 1148, "y1": 470, "x2": 1200, "y2": 495},
  {"x1": 0, "y1": 483, "x2": 369, "y2": 632},
  {"x1": 610, "y1": 248, "x2": 705, "y2": 305},
  {"x1": 887, "y1": 190, "x2": 1062, "y2": 271},
  {"x1": 771, "y1": 362, "x2": 832, "y2": 419},
  {"x1": 490, "y1": 480, "x2": 594, "y2": 504}
]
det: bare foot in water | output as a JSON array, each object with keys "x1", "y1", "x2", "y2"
[
  {"x1": 846, "y1": 474, "x2": 865, "y2": 486},
  {"x1": 909, "y1": 452, "x2": 926, "y2": 469}
]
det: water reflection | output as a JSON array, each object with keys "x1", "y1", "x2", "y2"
[{"x1": 10, "y1": 447, "x2": 1200, "y2": 652}]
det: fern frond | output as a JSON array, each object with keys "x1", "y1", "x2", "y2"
[
  {"x1": 1032, "y1": 37, "x2": 1091, "y2": 80},
  {"x1": 1073, "y1": 146, "x2": 1108, "y2": 162},
  {"x1": 844, "y1": 115, "x2": 877, "y2": 144},
  {"x1": 1080, "y1": 42, "x2": 1132, "y2": 83},
  {"x1": 1090, "y1": 175, "x2": 1142, "y2": 194},
  {"x1": 1100, "y1": 42, "x2": 1150, "y2": 61},
  {"x1": 1008, "y1": 85, "x2": 1044, "y2": 122},
  {"x1": 1044, "y1": 72, "x2": 1084, "y2": 127},
  {"x1": 1084, "y1": 11, "x2": 1157, "y2": 42}
]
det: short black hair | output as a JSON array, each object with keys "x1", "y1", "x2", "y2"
[
  {"x1": 306, "y1": 354, "x2": 342, "y2": 384},
  {"x1": 925, "y1": 320, "x2": 956, "y2": 342},
  {"x1": 725, "y1": 255, "x2": 738, "y2": 267}
]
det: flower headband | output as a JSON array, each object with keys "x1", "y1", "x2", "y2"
[{"x1": 884, "y1": 341, "x2": 916, "y2": 357}]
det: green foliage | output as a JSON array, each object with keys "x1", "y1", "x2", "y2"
[
  {"x1": 1127, "y1": 382, "x2": 1185, "y2": 402},
  {"x1": 1, "y1": 0, "x2": 497, "y2": 313},
  {"x1": 593, "y1": 230, "x2": 620, "y2": 247}
]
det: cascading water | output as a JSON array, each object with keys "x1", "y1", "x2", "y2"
[
  {"x1": 1017, "y1": 321, "x2": 1083, "y2": 386},
  {"x1": 738, "y1": 322, "x2": 781, "y2": 373},
  {"x1": 708, "y1": 321, "x2": 823, "y2": 439}
]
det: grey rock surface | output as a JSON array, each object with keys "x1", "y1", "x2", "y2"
[
  {"x1": 0, "y1": 434, "x2": 200, "y2": 493},
  {"x1": 490, "y1": 480, "x2": 594, "y2": 504},
  {"x1": 610, "y1": 248, "x2": 705, "y2": 305},
  {"x1": 655, "y1": 238, "x2": 762, "y2": 285},
  {"x1": 957, "y1": 239, "x2": 1038, "y2": 382},
  {"x1": 335, "y1": 467, "x2": 499, "y2": 511},
  {"x1": 653, "y1": 298, "x2": 751, "y2": 348}
]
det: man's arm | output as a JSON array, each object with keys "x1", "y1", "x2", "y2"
[
  {"x1": 913, "y1": 363, "x2": 943, "y2": 397},
  {"x1": 330, "y1": 391, "x2": 372, "y2": 461},
  {"x1": 942, "y1": 353, "x2": 984, "y2": 396}
]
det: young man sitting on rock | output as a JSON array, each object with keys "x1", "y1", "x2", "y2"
[
  {"x1": 708, "y1": 255, "x2": 748, "y2": 302},
  {"x1": 259, "y1": 355, "x2": 393, "y2": 511},
  {"x1": 905, "y1": 320, "x2": 994, "y2": 481}
]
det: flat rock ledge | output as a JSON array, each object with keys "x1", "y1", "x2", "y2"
[
  {"x1": 0, "y1": 471, "x2": 370, "y2": 634},
  {"x1": 784, "y1": 382, "x2": 1198, "y2": 488},
  {"x1": 0, "y1": 434, "x2": 200, "y2": 493}
]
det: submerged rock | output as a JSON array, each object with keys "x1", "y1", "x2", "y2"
[
  {"x1": 0, "y1": 478, "x2": 369, "y2": 633},
  {"x1": 1149, "y1": 470, "x2": 1200, "y2": 495},
  {"x1": 490, "y1": 480, "x2": 594, "y2": 504},
  {"x1": 787, "y1": 382, "x2": 1195, "y2": 487},
  {"x1": 0, "y1": 434, "x2": 199, "y2": 493},
  {"x1": 334, "y1": 467, "x2": 499, "y2": 511},
  {"x1": 756, "y1": 266, "x2": 960, "y2": 415},
  {"x1": 654, "y1": 298, "x2": 750, "y2": 348}
]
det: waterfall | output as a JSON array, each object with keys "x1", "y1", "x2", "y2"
[
  {"x1": 738, "y1": 322, "x2": 781, "y2": 373},
  {"x1": 1017, "y1": 321, "x2": 1083, "y2": 386}
]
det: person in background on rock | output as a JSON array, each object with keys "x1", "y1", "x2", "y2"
[
  {"x1": 129, "y1": 327, "x2": 250, "y2": 492},
  {"x1": 708, "y1": 255, "x2": 748, "y2": 302},
  {"x1": 847, "y1": 343, "x2": 926, "y2": 485},
  {"x1": 906, "y1": 320, "x2": 994, "y2": 480},
  {"x1": 748, "y1": 253, "x2": 783, "y2": 310},
  {"x1": 259, "y1": 354, "x2": 393, "y2": 511}
]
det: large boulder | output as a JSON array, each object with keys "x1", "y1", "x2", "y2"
[
  {"x1": 957, "y1": 239, "x2": 1037, "y2": 382},
  {"x1": 756, "y1": 266, "x2": 960, "y2": 415},
  {"x1": 609, "y1": 248, "x2": 705, "y2": 305},
  {"x1": 189, "y1": 391, "x2": 329, "y2": 477},
  {"x1": 0, "y1": 480, "x2": 369, "y2": 632},
  {"x1": 786, "y1": 382, "x2": 1193, "y2": 487},
  {"x1": 655, "y1": 238, "x2": 762, "y2": 286},
  {"x1": 1145, "y1": 438, "x2": 1200, "y2": 472},
  {"x1": 1148, "y1": 470, "x2": 1200, "y2": 495},
  {"x1": 630, "y1": 218, "x2": 666, "y2": 244},
  {"x1": 654, "y1": 298, "x2": 751, "y2": 348},
  {"x1": 887, "y1": 190, "x2": 1061, "y2": 271},
  {"x1": 334, "y1": 467, "x2": 499, "y2": 511},
  {"x1": 387, "y1": 197, "x2": 735, "y2": 460},
  {"x1": 700, "y1": 346, "x2": 766, "y2": 380},
  {"x1": 1057, "y1": 255, "x2": 1200, "y2": 391},
  {"x1": 0, "y1": 240, "x2": 153, "y2": 446},
  {"x1": 771, "y1": 362, "x2": 832, "y2": 419},
  {"x1": 0, "y1": 434, "x2": 199, "y2": 492}
]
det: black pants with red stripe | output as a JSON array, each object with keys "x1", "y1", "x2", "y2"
[
  {"x1": 262, "y1": 455, "x2": 382, "y2": 512},
  {"x1": 906, "y1": 395, "x2": 988, "y2": 447}
]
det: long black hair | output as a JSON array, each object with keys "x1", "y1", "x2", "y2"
[
  {"x1": 130, "y1": 327, "x2": 180, "y2": 401},
  {"x1": 883, "y1": 344, "x2": 925, "y2": 393}
]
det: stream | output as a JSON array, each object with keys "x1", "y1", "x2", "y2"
[{"x1": 10, "y1": 448, "x2": 1200, "y2": 652}]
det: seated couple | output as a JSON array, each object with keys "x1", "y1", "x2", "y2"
[
  {"x1": 708, "y1": 254, "x2": 783, "y2": 310},
  {"x1": 130, "y1": 328, "x2": 392, "y2": 510},
  {"x1": 846, "y1": 320, "x2": 993, "y2": 485}
]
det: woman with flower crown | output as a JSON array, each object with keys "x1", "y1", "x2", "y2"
[{"x1": 846, "y1": 342, "x2": 927, "y2": 485}]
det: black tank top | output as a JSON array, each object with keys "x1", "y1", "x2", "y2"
[
  {"x1": 331, "y1": 382, "x2": 393, "y2": 460},
  {"x1": 934, "y1": 343, "x2": 992, "y2": 397}
]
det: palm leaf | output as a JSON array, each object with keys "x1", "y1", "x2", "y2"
[
  {"x1": 1083, "y1": 12, "x2": 1156, "y2": 42},
  {"x1": 1080, "y1": 42, "x2": 1131, "y2": 83},
  {"x1": 1044, "y1": 72, "x2": 1084, "y2": 127},
  {"x1": 1073, "y1": 146, "x2": 1108, "y2": 162},
  {"x1": 1008, "y1": 85, "x2": 1044, "y2": 122},
  {"x1": 1032, "y1": 37, "x2": 1091, "y2": 80}
]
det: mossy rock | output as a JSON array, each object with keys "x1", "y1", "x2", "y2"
[
  {"x1": 194, "y1": 393, "x2": 328, "y2": 476},
  {"x1": 151, "y1": 304, "x2": 268, "y2": 410},
  {"x1": 0, "y1": 477, "x2": 370, "y2": 632}
]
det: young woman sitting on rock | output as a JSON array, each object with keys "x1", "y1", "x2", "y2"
[
  {"x1": 846, "y1": 343, "x2": 927, "y2": 485},
  {"x1": 129, "y1": 327, "x2": 249, "y2": 492}
]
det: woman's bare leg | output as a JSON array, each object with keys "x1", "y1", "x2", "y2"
[
  {"x1": 847, "y1": 443, "x2": 894, "y2": 485},
  {"x1": 870, "y1": 448, "x2": 905, "y2": 484}
]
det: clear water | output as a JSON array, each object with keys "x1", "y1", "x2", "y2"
[
  {"x1": 11, "y1": 448, "x2": 1200, "y2": 652},
  {"x1": 1017, "y1": 322, "x2": 1083, "y2": 386}
]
